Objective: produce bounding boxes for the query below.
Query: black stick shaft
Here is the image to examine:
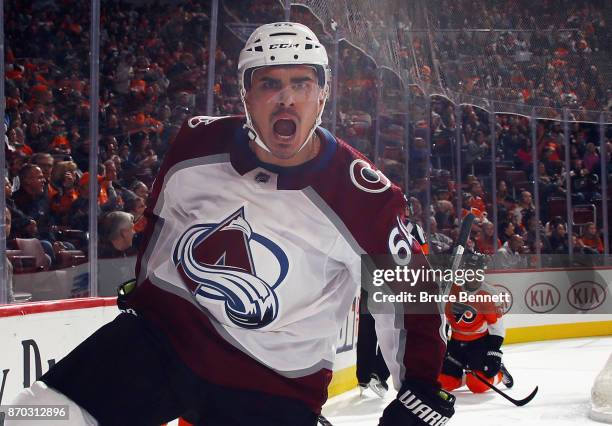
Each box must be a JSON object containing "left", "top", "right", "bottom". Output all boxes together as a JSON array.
[{"left": 467, "top": 369, "right": 538, "bottom": 406}]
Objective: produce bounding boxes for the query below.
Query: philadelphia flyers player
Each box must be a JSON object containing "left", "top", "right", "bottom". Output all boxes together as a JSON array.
[
  {"left": 439, "top": 252, "right": 513, "bottom": 394},
  {"left": 9, "top": 23, "right": 454, "bottom": 426}
]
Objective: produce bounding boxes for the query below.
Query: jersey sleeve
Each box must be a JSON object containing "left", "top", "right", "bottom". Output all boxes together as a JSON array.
[
  {"left": 482, "top": 285, "right": 506, "bottom": 339},
  {"left": 487, "top": 316, "right": 505, "bottom": 339},
  {"left": 366, "top": 191, "right": 447, "bottom": 391}
]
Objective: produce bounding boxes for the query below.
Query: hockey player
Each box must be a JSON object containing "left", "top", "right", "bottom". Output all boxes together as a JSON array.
[
  {"left": 9, "top": 23, "right": 454, "bottom": 426},
  {"left": 439, "top": 252, "right": 513, "bottom": 394}
]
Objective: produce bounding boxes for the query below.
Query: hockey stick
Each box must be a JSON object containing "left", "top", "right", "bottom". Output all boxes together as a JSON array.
[
  {"left": 446, "top": 355, "right": 538, "bottom": 406},
  {"left": 450, "top": 213, "right": 475, "bottom": 273},
  {"left": 439, "top": 212, "right": 475, "bottom": 298}
]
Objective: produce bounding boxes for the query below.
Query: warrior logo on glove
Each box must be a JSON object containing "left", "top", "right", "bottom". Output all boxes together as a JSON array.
[{"left": 173, "top": 207, "right": 289, "bottom": 329}]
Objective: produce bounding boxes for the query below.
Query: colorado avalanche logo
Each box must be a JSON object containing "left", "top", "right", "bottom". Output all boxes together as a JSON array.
[
  {"left": 452, "top": 302, "right": 478, "bottom": 324},
  {"left": 349, "top": 159, "right": 390, "bottom": 193},
  {"left": 172, "top": 208, "right": 288, "bottom": 329}
]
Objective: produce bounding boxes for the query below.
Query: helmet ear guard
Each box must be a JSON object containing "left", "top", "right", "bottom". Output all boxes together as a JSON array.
[{"left": 237, "top": 22, "right": 331, "bottom": 154}]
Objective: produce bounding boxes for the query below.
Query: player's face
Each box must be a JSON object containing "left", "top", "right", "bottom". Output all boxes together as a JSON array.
[{"left": 246, "top": 65, "right": 324, "bottom": 165}]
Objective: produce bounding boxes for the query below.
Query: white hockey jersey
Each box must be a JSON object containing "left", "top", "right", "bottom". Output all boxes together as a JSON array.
[{"left": 126, "top": 116, "right": 446, "bottom": 412}]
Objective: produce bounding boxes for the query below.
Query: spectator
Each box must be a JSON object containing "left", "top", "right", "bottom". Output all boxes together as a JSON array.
[
  {"left": 572, "top": 233, "right": 599, "bottom": 256},
  {"left": 5, "top": 176, "right": 34, "bottom": 239},
  {"left": 476, "top": 221, "right": 501, "bottom": 255},
  {"left": 122, "top": 132, "right": 158, "bottom": 186},
  {"left": 547, "top": 222, "right": 569, "bottom": 254},
  {"left": 469, "top": 181, "right": 486, "bottom": 212},
  {"left": 582, "top": 143, "right": 599, "bottom": 173},
  {"left": 101, "top": 136, "right": 119, "bottom": 163},
  {"left": 71, "top": 133, "right": 90, "bottom": 172},
  {"left": 407, "top": 197, "right": 424, "bottom": 227},
  {"left": 130, "top": 180, "right": 150, "bottom": 201},
  {"left": 429, "top": 217, "right": 453, "bottom": 254},
  {"left": 12, "top": 164, "right": 54, "bottom": 241},
  {"left": 499, "top": 220, "right": 515, "bottom": 244},
  {"left": 434, "top": 198, "right": 455, "bottom": 230},
  {"left": 7, "top": 151, "right": 27, "bottom": 188},
  {"left": 98, "top": 211, "right": 136, "bottom": 258},
  {"left": 494, "top": 234, "right": 527, "bottom": 269},
  {"left": 101, "top": 159, "right": 124, "bottom": 212},
  {"left": 579, "top": 222, "right": 604, "bottom": 254},
  {"left": 30, "top": 153, "right": 54, "bottom": 186},
  {"left": 515, "top": 139, "right": 533, "bottom": 171},
  {"left": 496, "top": 180, "right": 509, "bottom": 205},
  {"left": 49, "top": 161, "right": 79, "bottom": 222},
  {"left": 124, "top": 195, "right": 147, "bottom": 250},
  {"left": 512, "top": 191, "right": 534, "bottom": 224}
]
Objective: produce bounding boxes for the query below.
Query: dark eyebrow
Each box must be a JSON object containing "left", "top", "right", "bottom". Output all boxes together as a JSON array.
[
  {"left": 290, "top": 76, "right": 315, "bottom": 84},
  {"left": 256, "top": 76, "right": 280, "bottom": 85}
]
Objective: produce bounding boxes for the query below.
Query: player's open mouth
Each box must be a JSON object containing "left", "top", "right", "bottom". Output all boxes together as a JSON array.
[{"left": 273, "top": 118, "right": 297, "bottom": 139}]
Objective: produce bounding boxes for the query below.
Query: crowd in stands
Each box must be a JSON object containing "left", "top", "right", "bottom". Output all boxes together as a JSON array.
[
  {"left": 4, "top": 0, "right": 215, "bottom": 278},
  {"left": 411, "top": 97, "right": 611, "bottom": 268},
  {"left": 427, "top": 0, "right": 610, "bottom": 113},
  {"left": 2, "top": 0, "right": 610, "bottom": 303}
]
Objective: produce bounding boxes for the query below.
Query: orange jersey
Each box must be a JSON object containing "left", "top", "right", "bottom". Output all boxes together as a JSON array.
[{"left": 445, "top": 282, "right": 505, "bottom": 342}]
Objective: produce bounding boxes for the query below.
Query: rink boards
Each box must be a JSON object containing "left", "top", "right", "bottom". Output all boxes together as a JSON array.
[{"left": 0, "top": 263, "right": 611, "bottom": 405}]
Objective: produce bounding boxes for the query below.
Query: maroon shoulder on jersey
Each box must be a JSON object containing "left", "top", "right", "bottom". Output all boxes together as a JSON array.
[
  {"left": 304, "top": 132, "right": 447, "bottom": 390},
  {"left": 309, "top": 136, "right": 407, "bottom": 255}
]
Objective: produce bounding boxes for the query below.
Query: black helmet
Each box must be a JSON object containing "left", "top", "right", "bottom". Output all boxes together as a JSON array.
[{"left": 462, "top": 251, "right": 487, "bottom": 272}]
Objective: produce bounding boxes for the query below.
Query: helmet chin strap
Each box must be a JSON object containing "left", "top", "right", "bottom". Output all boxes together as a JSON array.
[
  {"left": 241, "top": 86, "right": 329, "bottom": 156},
  {"left": 241, "top": 88, "right": 271, "bottom": 153}
]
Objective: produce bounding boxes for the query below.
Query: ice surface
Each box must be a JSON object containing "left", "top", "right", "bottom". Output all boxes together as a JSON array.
[{"left": 322, "top": 336, "right": 612, "bottom": 426}]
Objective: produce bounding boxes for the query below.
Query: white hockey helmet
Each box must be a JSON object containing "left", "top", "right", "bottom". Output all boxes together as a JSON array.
[{"left": 238, "top": 22, "right": 331, "bottom": 153}]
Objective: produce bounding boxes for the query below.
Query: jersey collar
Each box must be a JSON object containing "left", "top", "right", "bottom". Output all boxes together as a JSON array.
[{"left": 230, "top": 124, "right": 337, "bottom": 188}]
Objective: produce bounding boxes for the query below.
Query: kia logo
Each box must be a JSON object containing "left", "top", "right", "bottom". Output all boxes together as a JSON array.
[
  {"left": 525, "top": 282, "right": 560, "bottom": 313},
  {"left": 567, "top": 281, "right": 607, "bottom": 311}
]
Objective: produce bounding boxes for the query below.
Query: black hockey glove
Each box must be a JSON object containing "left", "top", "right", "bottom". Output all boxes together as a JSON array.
[
  {"left": 481, "top": 335, "right": 504, "bottom": 378},
  {"left": 379, "top": 378, "right": 455, "bottom": 426}
]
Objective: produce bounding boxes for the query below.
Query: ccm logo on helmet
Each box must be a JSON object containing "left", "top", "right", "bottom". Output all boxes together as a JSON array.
[{"left": 269, "top": 43, "right": 300, "bottom": 49}]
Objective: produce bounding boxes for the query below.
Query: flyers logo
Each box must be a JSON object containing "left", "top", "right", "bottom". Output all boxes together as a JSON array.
[
  {"left": 173, "top": 208, "right": 289, "bottom": 329},
  {"left": 452, "top": 302, "right": 478, "bottom": 324}
]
